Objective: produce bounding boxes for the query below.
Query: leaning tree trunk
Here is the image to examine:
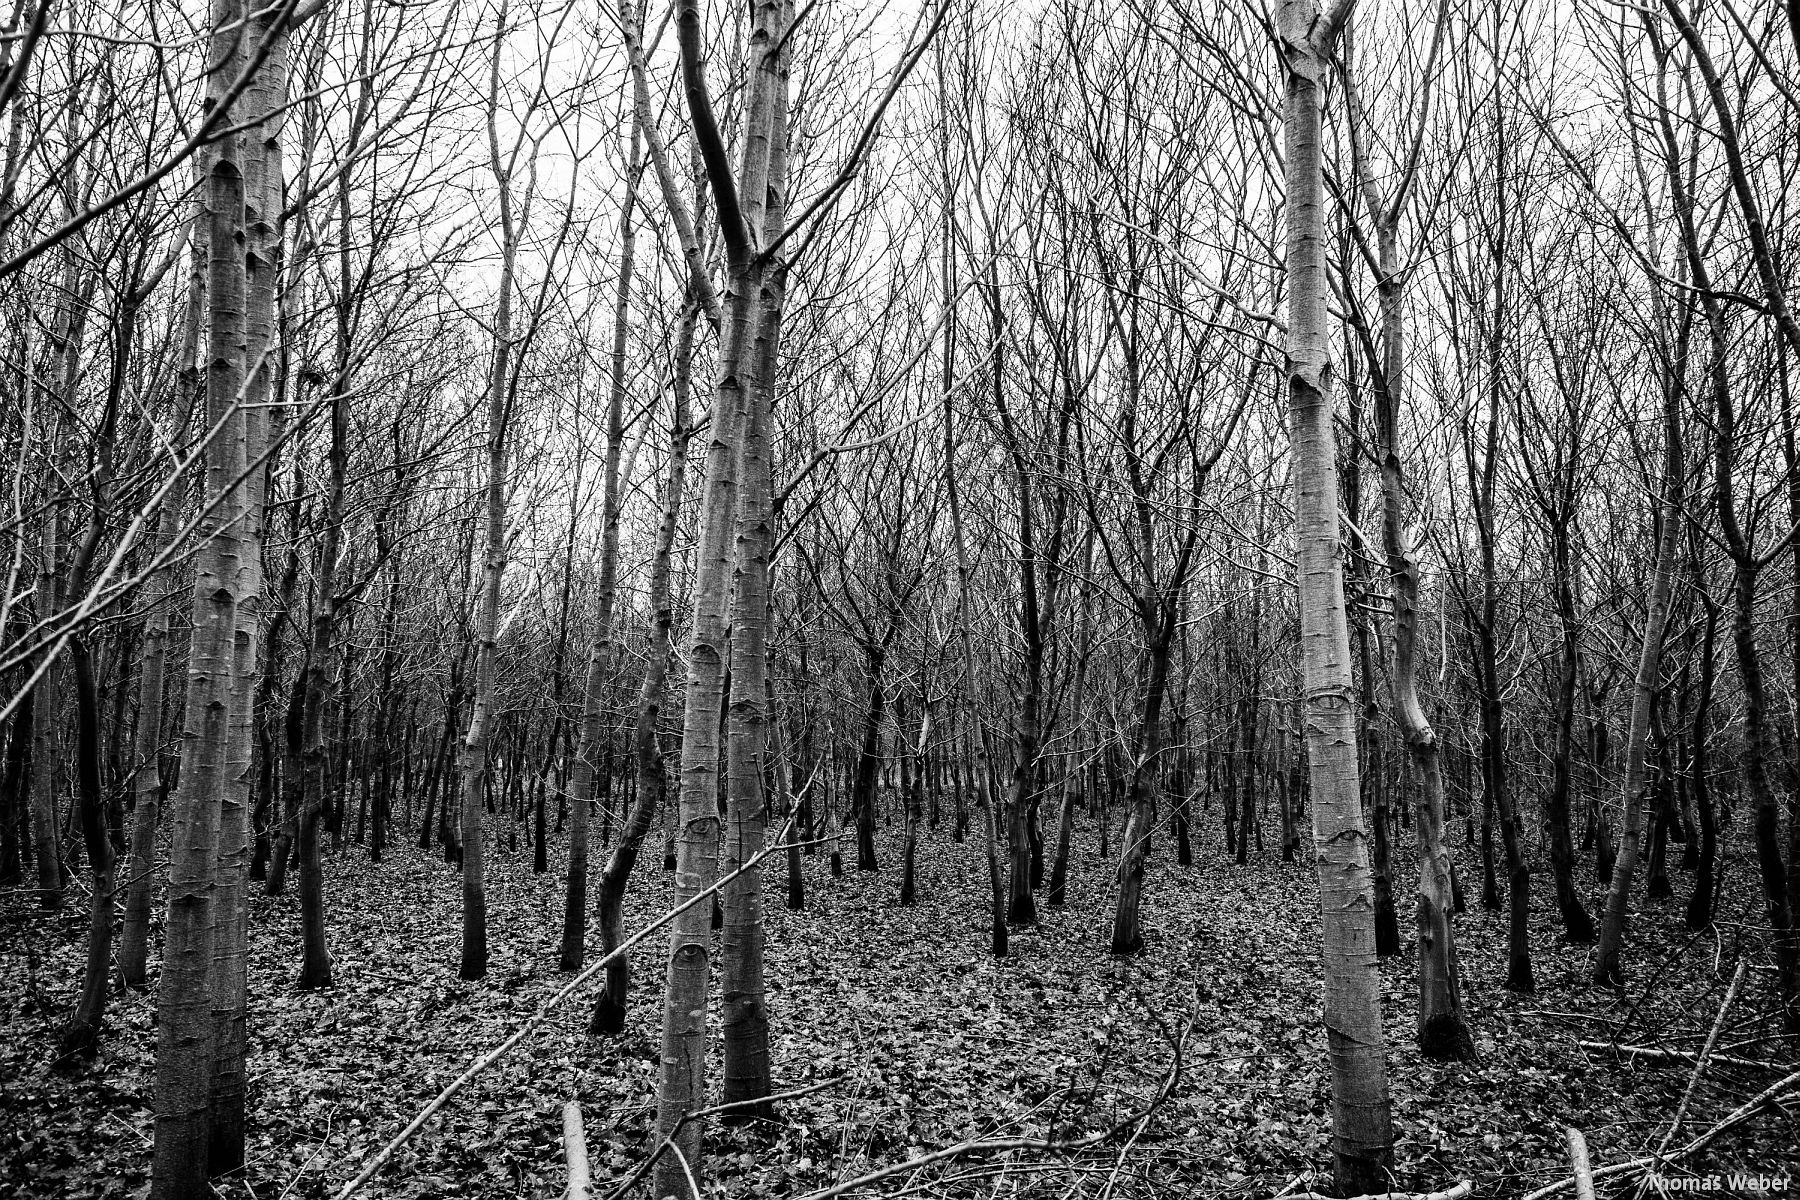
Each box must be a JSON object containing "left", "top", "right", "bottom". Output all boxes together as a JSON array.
[
  {"left": 561, "top": 131, "right": 641, "bottom": 972},
  {"left": 1545, "top": 518, "right": 1595, "bottom": 943},
  {"left": 1595, "top": 123, "right": 1691, "bottom": 984},
  {"left": 1369, "top": 215, "right": 1474, "bottom": 1059},
  {"left": 59, "top": 230, "right": 175, "bottom": 1054},
  {"left": 590, "top": 294, "right": 695, "bottom": 1035},
  {"left": 1277, "top": 1, "right": 1394, "bottom": 1190}
]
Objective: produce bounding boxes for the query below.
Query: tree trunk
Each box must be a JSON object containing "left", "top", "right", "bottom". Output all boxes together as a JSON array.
[
  {"left": 651, "top": 0, "right": 779, "bottom": 1181},
  {"left": 120, "top": 249, "right": 203, "bottom": 990},
  {"left": 561, "top": 126, "right": 642, "bottom": 972},
  {"left": 151, "top": 121, "right": 249, "bottom": 1200},
  {"left": 1277, "top": 3, "right": 1394, "bottom": 1187}
]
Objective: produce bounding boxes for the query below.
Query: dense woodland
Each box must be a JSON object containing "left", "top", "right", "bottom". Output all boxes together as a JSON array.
[{"left": 1, "top": 0, "right": 1798, "bottom": 1195}]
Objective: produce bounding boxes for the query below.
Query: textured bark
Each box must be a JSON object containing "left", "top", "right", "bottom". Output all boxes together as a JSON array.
[
  {"left": 1277, "top": 1, "right": 1393, "bottom": 1188},
  {"left": 1341, "top": 48, "right": 1475, "bottom": 1048},
  {"left": 120, "top": 246, "right": 203, "bottom": 991},
  {"left": 1684, "top": 592, "right": 1720, "bottom": 932},
  {"left": 722, "top": 49, "right": 789, "bottom": 1103},
  {"left": 651, "top": 0, "right": 778, "bottom": 1181},
  {"left": 1111, "top": 623, "right": 1171, "bottom": 956},
  {"left": 210, "top": 10, "right": 290, "bottom": 1161},
  {"left": 151, "top": 141, "right": 248, "bottom": 1200}
]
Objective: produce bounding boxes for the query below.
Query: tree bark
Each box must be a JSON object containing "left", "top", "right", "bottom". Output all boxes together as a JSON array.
[{"left": 1277, "top": 1, "right": 1394, "bottom": 1188}]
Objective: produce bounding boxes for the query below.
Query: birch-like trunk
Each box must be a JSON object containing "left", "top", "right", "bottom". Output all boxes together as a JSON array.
[
  {"left": 652, "top": 0, "right": 781, "bottom": 1180},
  {"left": 459, "top": 20, "right": 523, "bottom": 979},
  {"left": 722, "top": 15, "right": 790, "bottom": 1103},
  {"left": 208, "top": 10, "right": 291, "bottom": 1162},
  {"left": 1277, "top": 1, "right": 1393, "bottom": 1188}
]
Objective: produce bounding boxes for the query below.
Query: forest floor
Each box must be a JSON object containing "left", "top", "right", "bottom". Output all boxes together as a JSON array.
[{"left": 2, "top": 807, "right": 1797, "bottom": 1200}]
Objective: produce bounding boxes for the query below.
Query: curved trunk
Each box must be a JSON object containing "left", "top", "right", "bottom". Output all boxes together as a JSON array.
[{"left": 1110, "top": 608, "right": 1169, "bottom": 956}]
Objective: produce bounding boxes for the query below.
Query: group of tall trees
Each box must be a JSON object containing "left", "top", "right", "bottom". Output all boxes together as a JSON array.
[{"left": 1, "top": 0, "right": 1797, "bottom": 1194}]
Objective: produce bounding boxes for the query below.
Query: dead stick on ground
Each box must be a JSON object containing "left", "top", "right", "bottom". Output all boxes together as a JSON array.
[
  {"left": 1521, "top": 1069, "right": 1800, "bottom": 1200},
  {"left": 1657, "top": 960, "right": 1746, "bottom": 1157},
  {"left": 564, "top": 1101, "right": 592, "bottom": 1200},
  {"left": 1565, "top": 1127, "right": 1594, "bottom": 1200},
  {"left": 331, "top": 817, "right": 806, "bottom": 1200},
  {"left": 1575, "top": 1041, "right": 1786, "bottom": 1072},
  {"left": 1289, "top": 1182, "right": 1472, "bottom": 1200}
]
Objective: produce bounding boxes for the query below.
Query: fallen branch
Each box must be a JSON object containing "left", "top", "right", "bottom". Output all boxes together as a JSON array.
[
  {"left": 1288, "top": 1182, "right": 1471, "bottom": 1200},
  {"left": 1575, "top": 1040, "right": 1787, "bottom": 1072},
  {"left": 1658, "top": 961, "right": 1746, "bottom": 1155},
  {"left": 564, "top": 1101, "right": 591, "bottom": 1200},
  {"left": 1565, "top": 1127, "right": 1594, "bottom": 1200},
  {"left": 1521, "top": 1069, "right": 1800, "bottom": 1200},
  {"left": 331, "top": 817, "right": 806, "bottom": 1200}
]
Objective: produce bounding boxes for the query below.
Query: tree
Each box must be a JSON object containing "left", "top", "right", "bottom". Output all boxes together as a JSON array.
[{"left": 1275, "top": 0, "right": 1395, "bottom": 1189}]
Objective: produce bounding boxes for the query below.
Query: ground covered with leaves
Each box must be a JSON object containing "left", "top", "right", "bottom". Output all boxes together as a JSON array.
[{"left": 2, "top": 807, "right": 1796, "bottom": 1199}]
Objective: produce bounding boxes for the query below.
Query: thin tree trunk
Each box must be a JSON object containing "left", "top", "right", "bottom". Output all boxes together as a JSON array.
[
  {"left": 1278, "top": 1, "right": 1394, "bottom": 1187},
  {"left": 592, "top": 297, "right": 697, "bottom": 1033},
  {"left": 561, "top": 123, "right": 643, "bottom": 972}
]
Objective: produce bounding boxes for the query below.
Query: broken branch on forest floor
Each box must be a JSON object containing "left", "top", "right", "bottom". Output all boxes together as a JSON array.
[
  {"left": 1520, "top": 1069, "right": 1800, "bottom": 1200},
  {"left": 1574, "top": 1040, "right": 1789, "bottom": 1072},
  {"left": 564, "top": 1101, "right": 591, "bottom": 1200},
  {"left": 1657, "top": 961, "right": 1748, "bottom": 1154},
  {"left": 1286, "top": 1182, "right": 1472, "bottom": 1200}
]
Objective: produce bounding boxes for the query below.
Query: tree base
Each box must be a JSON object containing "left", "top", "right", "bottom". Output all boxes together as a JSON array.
[
  {"left": 589, "top": 991, "right": 626, "bottom": 1036},
  {"left": 1418, "top": 1012, "right": 1477, "bottom": 1062}
]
